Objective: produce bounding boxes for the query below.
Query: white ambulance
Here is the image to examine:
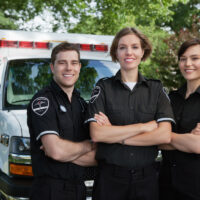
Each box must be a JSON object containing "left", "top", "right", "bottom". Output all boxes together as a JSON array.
[{"left": 0, "top": 30, "right": 119, "bottom": 200}]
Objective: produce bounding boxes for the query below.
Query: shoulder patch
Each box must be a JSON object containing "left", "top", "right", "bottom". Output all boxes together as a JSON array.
[
  {"left": 32, "top": 97, "right": 49, "bottom": 116},
  {"left": 90, "top": 86, "right": 101, "bottom": 103}
]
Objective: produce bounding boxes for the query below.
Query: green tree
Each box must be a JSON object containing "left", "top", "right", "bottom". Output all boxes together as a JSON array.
[
  {"left": 156, "top": 0, "right": 200, "bottom": 32},
  {"left": 69, "top": 0, "right": 188, "bottom": 35},
  {"left": 154, "top": 16, "right": 200, "bottom": 90}
]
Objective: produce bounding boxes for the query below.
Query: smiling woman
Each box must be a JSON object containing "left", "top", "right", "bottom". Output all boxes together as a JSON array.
[
  {"left": 159, "top": 38, "right": 200, "bottom": 200},
  {"left": 86, "top": 27, "right": 174, "bottom": 200}
]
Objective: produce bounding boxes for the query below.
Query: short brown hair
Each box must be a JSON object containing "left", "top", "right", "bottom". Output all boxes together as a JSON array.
[
  {"left": 51, "top": 42, "right": 80, "bottom": 64},
  {"left": 110, "top": 27, "right": 152, "bottom": 62},
  {"left": 178, "top": 38, "right": 200, "bottom": 60}
]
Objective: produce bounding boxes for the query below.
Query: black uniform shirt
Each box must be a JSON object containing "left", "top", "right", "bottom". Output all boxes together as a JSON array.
[
  {"left": 27, "top": 80, "right": 88, "bottom": 180},
  {"left": 162, "top": 84, "right": 200, "bottom": 163},
  {"left": 86, "top": 70, "right": 174, "bottom": 168}
]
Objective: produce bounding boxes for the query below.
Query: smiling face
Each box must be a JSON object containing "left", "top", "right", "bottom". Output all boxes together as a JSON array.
[
  {"left": 116, "top": 34, "right": 144, "bottom": 72},
  {"left": 179, "top": 44, "right": 200, "bottom": 83},
  {"left": 50, "top": 50, "right": 81, "bottom": 92}
]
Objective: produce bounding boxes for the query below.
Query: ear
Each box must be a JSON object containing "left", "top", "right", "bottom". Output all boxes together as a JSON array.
[
  {"left": 140, "top": 49, "right": 145, "bottom": 61},
  {"left": 50, "top": 63, "right": 54, "bottom": 74}
]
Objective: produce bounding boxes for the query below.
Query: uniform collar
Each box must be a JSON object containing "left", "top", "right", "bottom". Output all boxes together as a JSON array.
[
  {"left": 177, "top": 83, "right": 200, "bottom": 97},
  {"left": 50, "top": 79, "right": 80, "bottom": 98},
  {"left": 114, "top": 70, "right": 148, "bottom": 86}
]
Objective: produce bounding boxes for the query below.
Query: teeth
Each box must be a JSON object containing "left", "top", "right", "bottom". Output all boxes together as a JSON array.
[
  {"left": 185, "top": 69, "right": 194, "bottom": 72},
  {"left": 64, "top": 74, "right": 73, "bottom": 77},
  {"left": 125, "top": 59, "right": 134, "bottom": 61}
]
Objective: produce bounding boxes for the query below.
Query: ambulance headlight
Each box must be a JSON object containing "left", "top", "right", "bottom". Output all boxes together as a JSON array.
[{"left": 9, "top": 136, "right": 30, "bottom": 155}]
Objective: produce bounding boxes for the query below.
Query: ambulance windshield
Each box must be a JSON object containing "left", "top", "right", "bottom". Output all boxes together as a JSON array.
[{"left": 4, "top": 58, "right": 119, "bottom": 109}]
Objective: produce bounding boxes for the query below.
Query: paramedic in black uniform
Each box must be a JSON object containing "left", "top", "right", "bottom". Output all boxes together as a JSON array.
[
  {"left": 159, "top": 38, "right": 200, "bottom": 200},
  {"left": 27, "top": 42, "right": 96, "bottom": 200},
  {"left": 85, "top": 27, "right": 175, "bottom": 200}
]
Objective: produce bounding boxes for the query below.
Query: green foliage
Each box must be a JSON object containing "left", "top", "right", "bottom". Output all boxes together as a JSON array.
[
  {"left": 76, "top": 60, "right": 98, "bottom": 100},
  {"left": 0, "top": 10, "right": 17, "bottom": 29},
  {"left": 154, "top": 16, "right": 200, "bottom": 90},
  {"left": 69, "top": 0, "right": 188, "bottom": 35},
  {"left": 156, "top": 0, "right": 200, "bottom": 32},
  {"left": 0, "top": 0, "right": 199, "bottom": 91}
]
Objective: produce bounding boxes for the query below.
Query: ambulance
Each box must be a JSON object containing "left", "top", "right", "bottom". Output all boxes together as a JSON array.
[{"left": 0, "top": 30, "right": 119, "bottom": 200}]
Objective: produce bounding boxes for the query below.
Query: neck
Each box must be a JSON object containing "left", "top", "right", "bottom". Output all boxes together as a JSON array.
[
  {"left": 186, "top": 79, "right": 200, "bottom": 98},
  {"left": 54, "top": 80, "right": 74, "bottom": 102},
  {"left": 121, "top": 68, "right": 138, "bottom": 82},
  {"left": 64, "top": 88, "right": 74, "bottom": 102}
]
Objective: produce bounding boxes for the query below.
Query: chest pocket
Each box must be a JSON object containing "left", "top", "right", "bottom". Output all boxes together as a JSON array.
[{"left": 137, "top": 105, "right": 156, "bottom": 122}]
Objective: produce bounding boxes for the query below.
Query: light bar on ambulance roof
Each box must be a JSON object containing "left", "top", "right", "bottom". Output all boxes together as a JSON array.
[
  {"left": 0, "top": 40, "right": 108, "bottom": 52},
  {"left": 78, "top": 43, "right": 108, "bottom": 52},
  {"left": 0, "top": 40, "right": 50, "bottom": 49}
]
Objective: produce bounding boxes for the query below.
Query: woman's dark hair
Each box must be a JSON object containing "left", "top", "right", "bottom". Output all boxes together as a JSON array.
[
  {"left": 110, "top": 27, "right": 152, "bottom": 62},
  {"left": 178, "top": 38, "right": 200, "bottom": 60}
]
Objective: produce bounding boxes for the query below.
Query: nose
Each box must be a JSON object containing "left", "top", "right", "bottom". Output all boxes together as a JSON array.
[
  {"left": 185, "top": 58, "right": 192, "bottom": 66},
  {"left": 65, "top": 63, "right": 72, "bottom": 70},
  {"left": 126, "top": 47, "right": 132, "bottom": 55}
]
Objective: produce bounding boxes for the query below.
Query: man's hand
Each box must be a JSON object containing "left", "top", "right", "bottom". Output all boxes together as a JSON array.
[
  {"left": 145, "top": 120, "right": 158, "bottom": 132},
  {"left": 94, "top": 112, "right": 111, "bottom": 126},
  {"left": 191, "top": 123, "right": 200, "bottom": 135},
  {"left": 82, "top": 140, "right": 97, "bottom": 152}
]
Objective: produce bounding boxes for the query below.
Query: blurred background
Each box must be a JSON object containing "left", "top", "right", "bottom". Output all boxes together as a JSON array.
[{"left": 0, "top": 0, "right": 200, "bottom": 91}]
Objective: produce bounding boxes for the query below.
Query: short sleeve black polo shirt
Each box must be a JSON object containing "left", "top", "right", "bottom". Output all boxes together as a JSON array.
[
  {"left": 162, "top": 84, "right": 200, "bottom": 163},
  {"left": 86, "top": 70, "right": 174, "bottom": 168},
  {"left": 27, "top": 80, "right": 88, "bottom": 180}
]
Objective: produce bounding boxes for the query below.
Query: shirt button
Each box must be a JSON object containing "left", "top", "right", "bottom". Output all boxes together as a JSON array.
[
  {"left": 172, "top": 164, "right": 176, "bottom": 167},
  {"left": 131, "top": 169, "right": 135, "bottom": 174}
]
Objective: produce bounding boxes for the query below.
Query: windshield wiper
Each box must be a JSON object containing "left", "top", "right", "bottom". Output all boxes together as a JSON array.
[{"left": 11, "top": 99, "right": 32, "bottom": 104}]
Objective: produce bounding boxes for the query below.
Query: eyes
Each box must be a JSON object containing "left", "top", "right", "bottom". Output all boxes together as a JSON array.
[
  {"left": 179, "top": 57, "right": 200, "bottom": 62},
  {"left": 57, "top": 60, "right": 79, "bottom": 65},
  {"left": 118, "top": 45, "right": 140, "bottom": 50}
]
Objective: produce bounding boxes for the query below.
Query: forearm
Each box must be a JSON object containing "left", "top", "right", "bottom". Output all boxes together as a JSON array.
[
  {"left": 57, "top": 140, "right": 93, "bottom": 162},
  {"left": 72, "top": 150, "right": 97, "bottom": 166},
  {"left": 90, "top": 122, "right": 152, "bottom": 143},
  {"left": 41, "top": 135, "right": 93, "bottom": 162},
  {"left": 170, "top": 132, "right": 200, "bottom": 153},
  {"left": 159, "top": 143, "right": 176, "bottom": 150},
  {"left": 123, "top": 122, "right": 171, "bottom": 146}
]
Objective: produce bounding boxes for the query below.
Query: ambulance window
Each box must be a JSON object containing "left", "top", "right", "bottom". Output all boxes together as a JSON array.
[
  {"left": 77, "top": 60, "right": 119, "bottom": 100},
  {"left": 4, "top": 58, "right": 119, "bottom": 109}
]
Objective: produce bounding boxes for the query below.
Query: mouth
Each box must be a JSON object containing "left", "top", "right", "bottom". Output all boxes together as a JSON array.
[
  {"left": 63, "top": 74, "right": 73, "bottom": 77},
  {"left": 124, "top": 58, "right": 135, "bottom": 62},
  {"left": 184, "top": 69, "right": 195, "bottom": 73}
]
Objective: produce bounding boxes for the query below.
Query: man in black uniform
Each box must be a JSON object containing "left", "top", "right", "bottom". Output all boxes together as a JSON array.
[{"left": 27, "top": 42, "right": 96, "bottom": 200}]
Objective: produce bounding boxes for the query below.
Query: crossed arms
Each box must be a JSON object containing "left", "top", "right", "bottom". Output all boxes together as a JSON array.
[
  {"left": 41, "top": 135, "right": 97, "bottom": 166},
  {"left": 159, "top": 123, "right": 200, "bottom": 153},
  {"left": 90, "top": 112, "right": 172, "bottom": 146}
]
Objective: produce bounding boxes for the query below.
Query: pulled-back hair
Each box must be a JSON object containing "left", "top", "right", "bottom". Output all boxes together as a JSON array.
[{"left": 110, "top": 27, "right": 152, "bottom": 62}]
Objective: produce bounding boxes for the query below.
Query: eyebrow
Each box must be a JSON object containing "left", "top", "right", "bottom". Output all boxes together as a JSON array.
[
  {"left": 181, "top": 54, "right": 200, "bottom": 57},
  {"left": 58, "top": 59, "right": 79, "bottom": 62},
  {"left": 118, "top": 43, "right": 140, "bottom": 46}
]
